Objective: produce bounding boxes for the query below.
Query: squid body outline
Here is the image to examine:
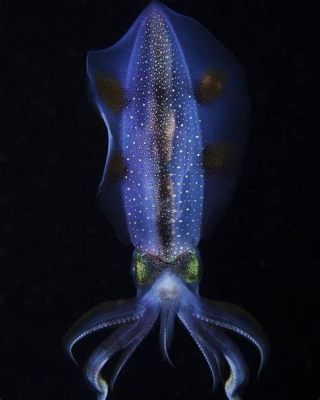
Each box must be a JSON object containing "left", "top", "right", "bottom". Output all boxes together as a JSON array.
[{"left": 64, "top": 2, "right": 269, "bottom": 399}]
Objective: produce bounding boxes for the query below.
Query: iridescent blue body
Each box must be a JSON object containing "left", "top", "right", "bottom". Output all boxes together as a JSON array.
[{"left": 64, "top": 2, "right": 268, "bottom": 399}]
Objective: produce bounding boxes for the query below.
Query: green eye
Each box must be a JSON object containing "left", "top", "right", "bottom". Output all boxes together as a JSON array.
[
  {"left": 183, "top": 252, "right": 200, "bottom": 283},
  {"left": 134, "top": 252, "right": 151, "bottom": 287}
]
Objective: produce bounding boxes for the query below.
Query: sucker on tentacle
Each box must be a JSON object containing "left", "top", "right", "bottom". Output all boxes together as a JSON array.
[{"left": 64, "top": 1, "right": 269, "bottom": 399}]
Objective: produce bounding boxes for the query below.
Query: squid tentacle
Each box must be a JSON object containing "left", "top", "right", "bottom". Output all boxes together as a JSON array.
[
  {"left": 64, "top": 285, "right": 268, "bottom": 399},
  {"left": 192, "top": 299, "right": 269, "bottom": 375},
  {"left": 64, "top": 299, "right": 143, "bottom": 364},
  {"left": 178, "top": 310, "right": 222, "bottom": 393},
  {"left": 85, "top": 322, "right": 140, "bottom": 400},
  {"left": 84, "top": 305, "right": 159, "bottom": 400},
  {"left": 196, "top": 318, "right": 249, "bottom": 400},
  {"left": 109, "top": 308, "right": 158, "bottom": 389},
  {"left": 109, "top": 337, "right": 142, "bottom": 390},
  {"left": 159, "top": 305, "right": 176, "bottom": 367}
]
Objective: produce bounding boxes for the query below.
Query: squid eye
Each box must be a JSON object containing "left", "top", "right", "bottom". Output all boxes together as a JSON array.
[
  {"left": 134, "top": 252, "right": 152, "bottom": 287},
  {"left": 183, "top": 252, "right": 200, "bottom": 284}
]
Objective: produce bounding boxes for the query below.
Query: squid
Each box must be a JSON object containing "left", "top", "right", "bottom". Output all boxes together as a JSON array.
[{"left": 64, "top": 2, "right": 269, "bottom": 399}]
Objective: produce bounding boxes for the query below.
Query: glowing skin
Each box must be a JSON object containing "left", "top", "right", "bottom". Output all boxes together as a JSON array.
[{"left": 64, "top": 2, "right": 269, "bottom": 400}]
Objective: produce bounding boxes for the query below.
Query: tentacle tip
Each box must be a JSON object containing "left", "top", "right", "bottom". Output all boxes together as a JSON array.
[
  {"left": 97, "top": 388, "right": 108, "bottom": 400},
  {"left": 160, "top": 341, "right": 176, "bottom": 368},
  {"left": 96, "top": 382, "right": 109, "bottom": 400},
  {"left": 257, "top": 363, "right": 265, "bottom": 380},
  {"left": 257, "top": 351, "right": 269, "bottom": 380},
  {"left": 210, "top": 374, "right": 220, "bottom": 395},
  {"left": 109, "top": 377, "right": 117, "bottom": 392},
  {"left": 210, "top": 383, "right": 216, "bottom": 395},
  {"left": 64, "top": 343, "right": 80, "bottom": 367},
  {"left": 70, "top": 354, "right": 80, "bottom": 367},
  {"left": 163, "top": 355, "right": 176, "bottom": 369},
  {"left": 161, "top": 346, "right": 176, "bottom": 368},
  {"left": 226, "top": 391, "right": 242, "bottom": 400},
  {"left": 210, "top": 372, "right": 219, "bottom": 394}
]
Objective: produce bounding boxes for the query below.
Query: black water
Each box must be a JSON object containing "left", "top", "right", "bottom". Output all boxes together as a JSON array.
[{"left": 2, "top": 1, "right": 317, "bottom": 399}]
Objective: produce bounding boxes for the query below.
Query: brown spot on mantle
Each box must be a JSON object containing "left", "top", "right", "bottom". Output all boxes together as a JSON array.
[
  {"left": 196, "top": 70, "right": 228, "bottom": 104},
  {"left": 95, "top": 71, "right": 126, "bottom": 113},
  {"left": 202, "top": 142, "right": 237, "bottom": 177},
  {"left": 105, "top": 151, "right": 127, "bottom": 184}
]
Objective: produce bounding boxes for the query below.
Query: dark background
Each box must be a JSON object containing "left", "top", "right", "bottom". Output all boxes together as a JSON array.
[{"left": 1, "top": 0, "right": 317, "bottom": 399}]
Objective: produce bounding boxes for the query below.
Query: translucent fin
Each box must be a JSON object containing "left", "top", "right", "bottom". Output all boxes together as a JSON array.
[{"left": 86, "top": 12, "right": 142, "bottom": 244}]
